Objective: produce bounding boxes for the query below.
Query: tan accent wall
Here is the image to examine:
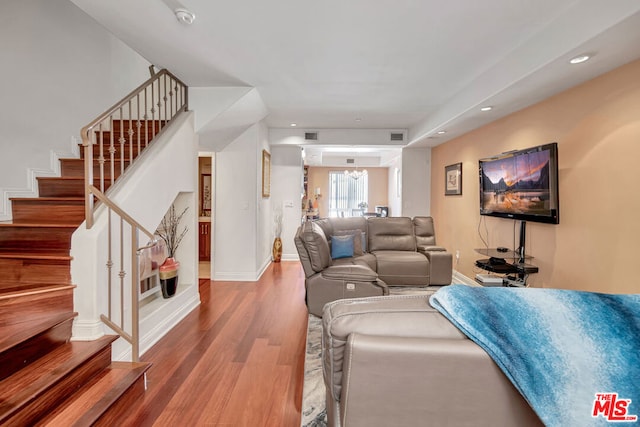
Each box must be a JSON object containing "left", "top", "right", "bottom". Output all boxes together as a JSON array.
[
  {"left": 307, "top": 167, "right": 389, "bottom": 218},
  {"left": 431, "top": 59, "right": 640, "bottom": 294}
]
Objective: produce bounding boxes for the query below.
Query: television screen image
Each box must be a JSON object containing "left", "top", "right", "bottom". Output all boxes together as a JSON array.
[{"left": 479, "top": 142, "right": 559, "bottom": 224}]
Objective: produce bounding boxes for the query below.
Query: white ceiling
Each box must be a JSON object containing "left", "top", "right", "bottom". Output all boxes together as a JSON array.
[{"left": 71, "top": 0, "right": 640, "bottom": 155}]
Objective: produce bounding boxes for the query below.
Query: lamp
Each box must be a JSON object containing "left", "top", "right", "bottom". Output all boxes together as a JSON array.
[{"left": 344, "top": 165, "right": 367, "bottom": 180}]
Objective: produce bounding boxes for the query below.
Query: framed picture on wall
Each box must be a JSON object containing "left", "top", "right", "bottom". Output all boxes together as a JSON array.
[
  {"left": 201, "top": 173, "right": 211, "bottom": 215},
  {"left": 262, "top": 149, "right": 271, "bottom": 198},
  {"left": 445, "top": 162, "right": 462, "bottom": 196}
]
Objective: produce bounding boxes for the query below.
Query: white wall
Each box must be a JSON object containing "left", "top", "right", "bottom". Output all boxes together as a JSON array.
[
  {"left": 401, "top": 147, "right": 431, "bottom": 217},
  {"left": 271, "top": 146, "right": 303, "bottom": 260},
  {"left": 0, "top": 0, "right": 150, "bottom": 220},
  {"left": 387, "top": 156, "right": 403, "bottom": 217},
  {"left": 256, "top": 122, "right": 273, "bottom": 273},
  {"left": 214, "top": 122, "right": 274, "bottom": 280}
]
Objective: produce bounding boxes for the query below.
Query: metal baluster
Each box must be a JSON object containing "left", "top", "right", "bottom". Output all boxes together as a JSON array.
[
  {"left": 109, "top": 114, "right": 115, "bottom": 190},
  {"left": 131, "top": 227, "right": 140, "bottom": 362},
  {"left": 98, "top": 122, "right": 105, "bottom": 193},
  {"left": 163, "top": 74, "right": 168, "bottom": 130},
  {"left": 119, "top": 216, "right": 125, "bottom": 329},
  {"left": 151, "top": 79, "right": 155, "bottom": 140},
  {"left": 136, "top": 93, "right": 141, "bottom": 155},
  {"left": 107, "top": 207, "right": 113, "bottom": 319},
  {"left": 171, "top": 77, "right": 176, "bottom": 118},
  {"left": 119, "top": 108, "right": 125, "bottom": 185},
  {"left": 128, "top": 100, "right": 134, "bottom": 166},
  {"left": 144, "top": 86, "right": 149, "bottom": 148}
]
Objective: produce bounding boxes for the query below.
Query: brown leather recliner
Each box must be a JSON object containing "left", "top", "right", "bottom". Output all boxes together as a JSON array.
[
  {"left": 294, "top": 221, "right": 388, "bottom": 317},
  {"left": 322, "top": 294, "right": 543, "bottom": 427},
  {"left": 294, "top": 216, "right": 453, "bottom": 317}
]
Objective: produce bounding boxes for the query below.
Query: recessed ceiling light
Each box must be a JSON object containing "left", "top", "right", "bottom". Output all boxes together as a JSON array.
[
  {"left": 480, "top": 106, "right": 493, "bottom": 112},
  {"left": 290, "top": 123, "right": 297, "bottom": 127},
  {"left": 174, "top": 8, "right": 196, "bottom": 25},
  {"left": 437, "top": 131, "right": 446, "bottom": 135},
  {"left": 569, "top": 54, "right": 591, "bottom": 64},
  {"left": 355, "top": 118, "right": 362, "bottom": 122}
]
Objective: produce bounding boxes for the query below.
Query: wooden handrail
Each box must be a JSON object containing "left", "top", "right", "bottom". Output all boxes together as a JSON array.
[
  {"left": 89, "top": 185, "right": 155, "bottom": 240},
  {"left": 79, "top": 68, "right": 187, "bottom": 361},
  {"left": 81, "top": 69, "right": 187, "bottom": 141},
  {"left": 81, "top": 69, "right": 188, "bottom": 229}
]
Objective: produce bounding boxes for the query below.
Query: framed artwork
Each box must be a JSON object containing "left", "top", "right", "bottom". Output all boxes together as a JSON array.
[
  {"left": 445, "top": 162, "right": 462, "bottom": 196},
  {"left": 201, "top": 173, "right": 211, "bottom": 215},
  {"left": 262, "top": 149, "right": 271, "bottom": 198}
]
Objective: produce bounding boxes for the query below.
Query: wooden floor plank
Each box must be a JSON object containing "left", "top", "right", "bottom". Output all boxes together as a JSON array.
[{"left": 117, "top": 261, "right": 308, "bottom": 426}]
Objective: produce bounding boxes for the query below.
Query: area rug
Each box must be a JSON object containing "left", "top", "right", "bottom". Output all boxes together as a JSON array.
[{"left": 300, "top": 286, "right": 444, "bottom": 426}]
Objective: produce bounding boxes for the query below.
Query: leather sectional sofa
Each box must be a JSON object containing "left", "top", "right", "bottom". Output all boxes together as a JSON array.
[
  {"left": 322, "top": 293, "right": 543, "bottom": 427},
  {"left": 294, "top": 216, "right": 452, "bottom": 316}
]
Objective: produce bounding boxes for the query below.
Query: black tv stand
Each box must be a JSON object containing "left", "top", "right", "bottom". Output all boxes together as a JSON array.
[
  {"left": 475, "top": 258, "right": 538, "bottom": 275},
  {"left": 474, "top": 249, "right": 538, "bottom": 287}
]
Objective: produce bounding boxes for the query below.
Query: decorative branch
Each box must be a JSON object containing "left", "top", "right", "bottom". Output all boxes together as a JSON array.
[
  {"left": 156, "top": 205, "right": 188, "bottom": 258},
  {"left": 274, "top": 206, "right": 283, "bottom": 238}
]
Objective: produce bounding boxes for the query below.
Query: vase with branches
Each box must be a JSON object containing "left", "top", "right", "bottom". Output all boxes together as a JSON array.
[
  {"left": 155, "top": 204, "right": 188, "bottom": 298},
  {"left": 156, "top": 205, "right": 188, "bottom": 258},
  {"left": 272, "top": 206, "right": 283, "bottom": 262}
]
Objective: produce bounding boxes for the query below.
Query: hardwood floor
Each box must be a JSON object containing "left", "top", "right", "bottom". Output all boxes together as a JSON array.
[{"left": 118, "top": 261, "right": 308, "bottom": 426}]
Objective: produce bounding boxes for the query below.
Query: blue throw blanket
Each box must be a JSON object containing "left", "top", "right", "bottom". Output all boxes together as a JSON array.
[{"left": 429, "top": 285, "right": 640, "bottom": 426}]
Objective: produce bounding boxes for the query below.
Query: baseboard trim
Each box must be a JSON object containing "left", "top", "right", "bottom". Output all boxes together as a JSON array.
[
  {"left": 71, "top": 319, "right": 105, "bottom": 341},
  {"left": 214, "top": 258, "right": 272, "bottom": 282},
  {"left": 112, "top": 289, "right": 201, "bottom": 361},
  {"left": 453, "top": 270, "right": 479, "bottom": 287},
  {"left": 282, "top": 253, "right": 299, "bottom": 261},
  {"left": 213, "top": 271, "right": 262, "bottom": 281},
  {"left": 137, "top": 293, "right": 200, "bottom": 358}
]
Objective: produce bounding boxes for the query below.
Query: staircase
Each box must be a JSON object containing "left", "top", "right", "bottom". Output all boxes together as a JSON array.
[{"left": 0, "top": 120, "right": 160, "bottom": 426}]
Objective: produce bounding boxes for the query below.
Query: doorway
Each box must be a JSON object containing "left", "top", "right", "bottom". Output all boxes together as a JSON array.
[{"left": 198, "top": 154, "right": 214, "bottom": 279}]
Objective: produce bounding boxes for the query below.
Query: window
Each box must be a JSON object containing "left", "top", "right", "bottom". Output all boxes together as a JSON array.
[{"left": 328, "top": 172, "right": 368, "bottom": 217}]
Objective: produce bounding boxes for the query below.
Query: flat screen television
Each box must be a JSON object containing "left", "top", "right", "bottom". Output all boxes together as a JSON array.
[{"left": 479, "top": 142, "right": 559, "bottom": 224}]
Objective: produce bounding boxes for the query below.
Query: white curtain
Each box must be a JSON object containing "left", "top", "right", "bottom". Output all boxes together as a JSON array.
[{"left": 328, "top": 172, "right": 368, "bottom": 217}]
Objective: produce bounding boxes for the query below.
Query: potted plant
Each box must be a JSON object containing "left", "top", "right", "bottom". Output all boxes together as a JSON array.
[{"left": 155, "top": 204, "right": 188, "bottom": 298}]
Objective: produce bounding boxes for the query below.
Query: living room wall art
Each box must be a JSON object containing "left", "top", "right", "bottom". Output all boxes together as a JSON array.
[
  {"left": 262, "top": 149, "right": 271, "bottom": 198},
  {"left": 445, "top": 162, "right": 462, "bottom": 196}
]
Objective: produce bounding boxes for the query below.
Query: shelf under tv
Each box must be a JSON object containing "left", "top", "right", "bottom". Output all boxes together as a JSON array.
[{"left": 475, "top": 258, "right": 538, "bottom": 275}]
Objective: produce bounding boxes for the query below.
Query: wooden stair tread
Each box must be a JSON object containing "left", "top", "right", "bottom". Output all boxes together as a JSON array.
[
  {"left": 0, "top": 281, "right": 73, "bottom": 292},
  {"left": 0, "top": 222, "right": 78, "bottom": 228},
  {"left": 60, "top": 157, "right": 126, "bottom": 162},
  {"left": 0, "top": 335, "right": 118, "bottom": 422},
  {"left": 38, "top": 361, "right": 151, "bottom": 427},
  {"left": 0, "top": 283, "right": 76, "bottom": 300},
  {"left": 9, "top": 197, "right": 84, "bottom": 202},
  {"left": 0, "top": 252, "right": 72, "bottom": 260},
  {"left": 0, "top": 311, "right": 76, "bottom": 356},
  {"left": 37, "top": 177, "right": 87, "bottom": 182}
]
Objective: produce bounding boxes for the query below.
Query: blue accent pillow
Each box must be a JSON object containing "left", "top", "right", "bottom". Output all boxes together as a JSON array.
[{"left": 331, "top": 235, "right": 354, "bottom": 259}]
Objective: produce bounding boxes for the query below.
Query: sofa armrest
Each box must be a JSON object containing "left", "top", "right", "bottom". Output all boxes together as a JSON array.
[
  {"left": 417, "top": 244, "right": 447, "bottom": 253},
  {"left": 336, "top": 334, "right": 542, "bottom": 427},
  {"left": 321, "top": 264, "right": 377, "bottom": 282},
  {"left": 422, "top": 250, "right": 453, "bottom": 285}
]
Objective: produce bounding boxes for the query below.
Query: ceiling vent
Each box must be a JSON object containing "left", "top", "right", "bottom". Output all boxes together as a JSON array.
[
  {"left": 390, "top": 132, "right": 404, "bottom": 141},
  {"left": 305, "top": 132, "right": 318, "bottom": 141},
  {"left": 346, "top": 158, "right": 355, "bottom": 164}
]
